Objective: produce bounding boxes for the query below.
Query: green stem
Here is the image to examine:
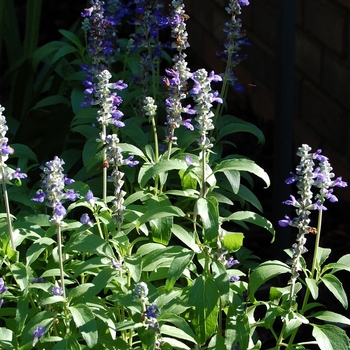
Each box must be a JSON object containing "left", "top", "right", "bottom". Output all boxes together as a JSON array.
[
  {"left": 1, "top": 170, "right": 15, "bottom": 250},
  {"left": 56, "top": 224, "right": 66, "bottom": 299},
  {"left": 287, "top": 210, "right": 323, "bottom": 347},
  {"left": 102, "top": 125, "right": 107, "bottom": 203},
  {"left": 200, "top": 148, "right": 206, "bottom": 198}
]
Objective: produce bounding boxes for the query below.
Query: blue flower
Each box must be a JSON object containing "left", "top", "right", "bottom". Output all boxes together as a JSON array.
[
  {"left": 80, "top": 213, "right": 93, "bottom": 227},
  {"left": 51, "top": 283, "right": 64, "bottom": 296},
  {"left": 33, "top": 325, "right": 46, "bottom": 346},
  {"left": 230, "top": 276, "right": 240, "bottom": 282},
  {"left": 0, "top": 277, "right": 8, "bottom": 294}
]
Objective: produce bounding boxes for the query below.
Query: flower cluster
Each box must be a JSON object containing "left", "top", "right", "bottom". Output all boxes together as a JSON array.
[
  {"left": 0, "top": 105, "right": 27, "bottom": 182},
  {"left": 190, "top": 69, "right": 223, "bottom": 150},
  {"left": 105, "top": 133, "right": 138, "bottom": 227},
  {"left": 134, "top": 281, "right": 149, "bottom": 303},
  {"left": 31, "top": 157, "right": 79, "bottom": 224},
  {"left": 279, "top": 144, "right": 347, "bottom": 280},
  {"left": 95, "top": 69, "right": 128, "bottom": 128},
  {"left": 217, "top": 0, "right": 250, "bottom": 91},
  {"left": 163, "top": 0, "right": 194, "bottom": 144}
]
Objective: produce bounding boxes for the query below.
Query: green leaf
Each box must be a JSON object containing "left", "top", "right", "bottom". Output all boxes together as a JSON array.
[
  {"left": 189, "top": 275, "right": 219, "bottom": 344},
  {"left": 11, "top": 144, "right": 38, "bottom": 162},
  {"left": 58, "top": 29, "right": 83, "bottom": 49},
  {"left": 51, "top": 44, "right": 77, "bottom": 63},
  {"left": 321, "top": 274, "right": 348, "bottom": 309},
  {"left": 31, "top": 95, "right": 70, "bottom": 110},
  {"left": 222, "top": 169, "right": 240, "bottom": 193},
  {"left": 0, "top": 327, "right": 15, "bottom": 350},
  {"left": 15, "top": 296, "right": 28, "bottom": 334},
  {"left": 147, "top": 195, "right": 173, "bottom": 245},
  {"left": 223, "top": 210, "right": 275, "bottom": 240},
  {"left": 249, "top": 260, "right": 290, "bottom": 302},
  {"left": 305, "top": 277, "right": 319, "bottom": 300},
  {"left": 316, "top": 247, "right": 331, "bottom": 267},
  {"left": 165, "top": 250, "right": 194, "bottom": 291},
  {"left": 69, "top": 304, "right": 98, "bottom": 348},
  {"left": 172, "top": 224, "right": 201, "bottom": 253},
  {"left": 124, "top": 254, "right": 142, "bottom": 282},
  {"left": 213, "top": 158, "right": 270, "bottom": 188},
  {"left": 222, "top": 232, "right": 244, "bottom": 252},
  {"left": 139, "top": 159, "right": 189, "bottom": 188},
  {"left": 161, "top": 325, "right": 197, "bottom": 345},
  {"left": 64, "top": 233, "right": 115, "bottom": 259},
  {"left": 196, "top": 197, "right": 219, "bottom": 248},
  {"left": 217, "top": 117, "right": 265, "bottom": 144},
  {"left": 136, "top": 206, "right": 185, "bottom": 232},
  {"left": 11, "top": 262, "right": 29, "bottom": 291},
  {"left": 52, "top": 336, "right": 81, "bottom": 350},
  {"left": 312, "top": 324, "right": 350, "bottom": 350},
  {"left": 312, "top": 310, "right": 350, "bottom": 326},
  {"left": 26, "top": 237, "right": 55, "bottom": 266}
]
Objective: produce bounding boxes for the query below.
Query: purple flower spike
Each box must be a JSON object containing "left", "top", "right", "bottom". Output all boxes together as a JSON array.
[
  {"left": 333, "top": 177, "right": 348, "bottom": 188},
  {"left": 238, "top": 0, "right": 250, "bottom": 6}
]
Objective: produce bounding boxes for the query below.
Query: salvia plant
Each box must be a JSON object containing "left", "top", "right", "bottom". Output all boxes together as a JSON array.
[{"left": 0, "top": 0, "right": 349, "bottom": 349}]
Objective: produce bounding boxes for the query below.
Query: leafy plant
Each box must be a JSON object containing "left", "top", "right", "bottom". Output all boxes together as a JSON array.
[{"left": 0, "top": 1, "right": 349, "bottom": 350}]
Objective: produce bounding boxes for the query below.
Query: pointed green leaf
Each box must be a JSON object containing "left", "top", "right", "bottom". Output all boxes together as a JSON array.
[
  {"left": 26, "top": 237, "right": 55, "bottom": 266},
  {"left": 11, "top": 262, "right": 29, "bottom": 291},
  {"left": 139, "top": 159, "right": 188, "bottom": 188},
  {"left": 189, "top": 275, "right": 219, "bottom": 344},
  {"left": 249, "top": 260, "right": 290, "bottom": 302},
  {"left": 31, "top": 95, "right": 70, "bottom": 110},
  {"left": 213, "top": 158, "right": 270, "bottom": 187},
  {"left": 223, "top": 169, "right": 240, "bottom": 193},
  {"left": 52, "top": 336, "right": 81, "bottom": 350},
  {"left": 64, "top": 233, "right": 114, "bottom": 259},
  {"left": 305, "top": 277, "right": 319, "bottom": 300},
  {"left": 172, "top": 224, "right": 201, "bottom": 253},
  {"left": 136, "top": 206, "right": 184, "bottom": 231},
  {"left": 321, "top": 274, "right": 348, "bottom": 309},
  {"left": 312, "top": 324, "right": 350, "bottom": 350},
  {"left": 124, "top": 254, "right": 142, "bottom": 282},
  {"left": 58, "top": 29, "right": 83, "bottom": 49},
  {"left": 312, "top": 310, "right": 350, "bottom": 326},
  {"left": 69, "top": 304, "right": 98, "bottom": 348},
  {"left": 196, "top": 197, "right": 219, "bottom": 248},
  {"left": 223, "top": 210, "right": 275, "bottom": 240},
  {"left": 165, "top": 250, "right": 194, "bottom": 291}
]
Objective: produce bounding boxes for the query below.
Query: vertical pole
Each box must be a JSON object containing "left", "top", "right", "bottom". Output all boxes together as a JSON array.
[{"left": 273, "top": 0, "right": 296, "bottom": 258}]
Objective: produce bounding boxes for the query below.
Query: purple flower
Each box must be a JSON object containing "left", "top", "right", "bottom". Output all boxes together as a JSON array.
[
  {"left": 185, "top": 155, "right": 193, "bottom": 166},
  {"left": 31, "top": 190, "right": 45, "bottom": 203},
  {"left": 285, "top": 172, "right": 298, "bottom": 185},
  {"left": 64, "top": 189, "right": 79, "bottom": 201},
  {"left": 85, "top": 190, "right": 97, "bottom": 206},
  {"left": 80, "top": 213, "right": 93, "bottom": 226},
  {"left": 51, "top": 284, "right": 64, "bottom": 296},
  {"left": 333, "top": 177, "right": 347, "bottom": 188},
  {"left": 278, "top": 215, "right": 292, "bottom": 227},
  {"left": 146, "top": 302, "right": 159, "bottom": 319},
  {"left": 0, "top": 277, "right": 8, "bottom": 294},
  {"left": 10, "top": 168, "right": 27, "bottom": 180},
  {"left": 33, "top": 325, "right": 46, "bottom": 346},
  {"left": 229, "top": 276, "right": 240, "bottom": 282},
  {"left": 238, "top": 0, "right": 250, "bottom": 6},
  {"left": 314, "top": 199, "right": 327, "bottom": 211},
  {"left": 124, "top": 156, "right": 139, "bottom": 167},
  {"left": 111, "top": 259, "right": 122, "bottom": 269},
  {"left": 54, "top": 202, "right": 67, "bottom": 217},
  {"left": 313, "top": 149, "right": 328, "bottom": 162},
  {"left": 226, "top": 257, "right": 239, "bottom": 268},
  {"left": 1, "top": 142, "right": 14, "bottom": 155},
  {"left": 283, "top": 195, "right": 299, "bottom": 207}
]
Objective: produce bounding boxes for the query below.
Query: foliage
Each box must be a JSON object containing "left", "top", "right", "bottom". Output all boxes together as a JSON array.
[{"left": 0, "top": 1, "right": 349, "bottom": 349}]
